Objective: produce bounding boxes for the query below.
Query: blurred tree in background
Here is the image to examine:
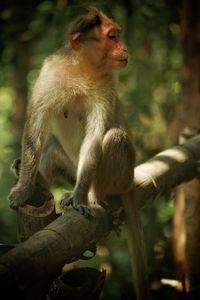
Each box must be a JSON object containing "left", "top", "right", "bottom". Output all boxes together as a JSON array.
[{"left": 0, "top": 0, "right": 186, "bottom": 298}]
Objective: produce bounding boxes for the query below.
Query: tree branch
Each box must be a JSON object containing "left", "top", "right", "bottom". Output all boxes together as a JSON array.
[
  {"left": 0, "top": 135, "right": 200, "bottom": 288},
  {"left": 0, "top": 206, "right": 112, "bottom": 289},
  {"left": 135, "top": 134, "right": 199, "bottom": 209}
]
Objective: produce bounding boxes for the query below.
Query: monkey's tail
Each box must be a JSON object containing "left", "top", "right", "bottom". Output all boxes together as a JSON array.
[{"left": 122, "top": 190, "right": 149, "bottom": 300}]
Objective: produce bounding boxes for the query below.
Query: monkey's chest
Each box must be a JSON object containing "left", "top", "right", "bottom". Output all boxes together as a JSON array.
[{"left": 51, "top": 105, "right": 86, "bottom": 165}]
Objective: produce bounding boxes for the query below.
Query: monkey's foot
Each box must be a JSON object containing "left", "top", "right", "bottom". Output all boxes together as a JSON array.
[
  {"left": 9, "top": 185, "right": 28, "bottom": 209},
  {"left": 9, "top": 183, "right": 53, "bottom": 209},
  {"left": 74, "top": 204, "right": 91, "bottom": 218},
  {"left": 60, "top": 194, "right": 91, "bottom": 218},
  {"left": 9, "top": 195, "right": 27, "bottom": 210}
]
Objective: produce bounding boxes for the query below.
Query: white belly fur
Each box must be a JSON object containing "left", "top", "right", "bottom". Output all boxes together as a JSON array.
[{"left": 51, "top": 104, "right": 86, "bottom": 166}]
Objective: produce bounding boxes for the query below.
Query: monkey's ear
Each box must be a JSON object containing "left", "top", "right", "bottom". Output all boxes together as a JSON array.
[{"left": 69, "top": 33, "right": 81, "bottom": 51}]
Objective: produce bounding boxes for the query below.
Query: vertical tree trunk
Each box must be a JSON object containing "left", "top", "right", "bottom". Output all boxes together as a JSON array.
[{"left": 172, "top": 0, "right": 200, "bottom": 291}]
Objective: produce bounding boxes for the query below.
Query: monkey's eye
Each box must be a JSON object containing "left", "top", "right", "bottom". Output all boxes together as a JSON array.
[{"left": 108, "top": 31, "right": 119, "bottom": 40}]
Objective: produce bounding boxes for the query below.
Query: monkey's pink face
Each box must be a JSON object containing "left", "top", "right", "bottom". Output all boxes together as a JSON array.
[
  {"left": 100, "top": 25, "right": 129, "bottom": 70},
  {"left": 70, "top": 22, "right": 128, "bottom": 73},
  {"left": 84, "top": 24, "right": 129, "bottom": 72}
]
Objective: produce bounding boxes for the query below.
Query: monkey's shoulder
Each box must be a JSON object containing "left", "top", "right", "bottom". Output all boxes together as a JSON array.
[
  {"left": 39, "top": 55, "right": 70, "bottom": 84},
  {"left": 37, "top": 55, "right": 94, "bottom": 95}
]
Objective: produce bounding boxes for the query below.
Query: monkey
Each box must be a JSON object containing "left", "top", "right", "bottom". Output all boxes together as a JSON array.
[{"left": 8, "top": 7, "right": 148, "bottom": 300}]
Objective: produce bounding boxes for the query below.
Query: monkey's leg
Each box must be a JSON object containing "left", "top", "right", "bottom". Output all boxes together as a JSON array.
[
  {"left": 28, "top": 172, "right": 54, "bottom": 206},
  {"left": 92, "top": 128, "right": 148, "bottom": 300},
  {"left": 40, "top": 136, "right": 78, "bottom": 209},
  {"left": 39, "top": 135, "right": 92, "bottom": 216},
  {"left": 91, "top": 127, "right": 135, "bottom": 202},
  {"left": 39, "top": 134, "right": 76, "bottom": 186}
]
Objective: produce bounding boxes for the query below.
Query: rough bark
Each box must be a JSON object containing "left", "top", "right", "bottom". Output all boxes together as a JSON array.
[
  {"left": 17, "top": 199, "right": 57, "bottom": 242},
  {"left": 0, "top": 135, "right": 200, "bottom": 289},
  {"left": 0, "top": 206, "right": 112, "bottom": 290}
]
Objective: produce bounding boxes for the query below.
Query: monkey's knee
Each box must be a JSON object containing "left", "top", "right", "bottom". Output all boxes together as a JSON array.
[
  {"left": 99, "top": 128, "right": 134, "bottom": 194},
  {"left": 103, "top": 128, "right": 134, "bottom": 159}
]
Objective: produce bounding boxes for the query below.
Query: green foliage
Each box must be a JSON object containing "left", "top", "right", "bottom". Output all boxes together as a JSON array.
[{"left": 0, "top": 86, "right": 18, "bottom": 242}]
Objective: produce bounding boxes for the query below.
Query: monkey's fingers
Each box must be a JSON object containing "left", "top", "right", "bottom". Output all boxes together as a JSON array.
[
  {"left": 9, "top": 200, "right": 19, "bottom": 210},
  {"left": 9, "top": 193, "right": 26, "bottom": 210},
  {"left": 8, "top": 184, "right": 34, "bottom": 210}
]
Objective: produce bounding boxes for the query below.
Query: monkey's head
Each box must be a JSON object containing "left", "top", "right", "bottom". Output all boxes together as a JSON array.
[{"left": 67, "top": 7, "right": 128, "bottom": 73}]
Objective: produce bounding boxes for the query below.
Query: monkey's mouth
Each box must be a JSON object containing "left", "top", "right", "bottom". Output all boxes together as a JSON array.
[{"left": 119, "top": 58, "right": 128, "bottom": 63}]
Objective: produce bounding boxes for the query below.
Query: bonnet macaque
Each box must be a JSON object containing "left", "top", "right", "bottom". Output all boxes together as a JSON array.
[{"left": 9, "top": 7, "right": 148, "bottom": 300}]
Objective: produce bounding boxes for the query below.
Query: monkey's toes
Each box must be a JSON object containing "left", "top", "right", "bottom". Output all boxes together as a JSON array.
[
  {"left": 9, "top": 198, "right": 21, "bottom": 210},
  {"left": 75, "top": 204, "right": 92, "bottom": 218},
  {"left": 60, "top": 194, "right": 92, "bottom": 218},
  {"left": 9, "top": 191, "right": 27, "bottom": 210}
]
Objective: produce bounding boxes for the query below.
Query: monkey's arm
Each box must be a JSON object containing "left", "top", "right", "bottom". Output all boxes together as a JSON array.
[{"left": 9, "top": 79, "right": 56, "bottom": 208}]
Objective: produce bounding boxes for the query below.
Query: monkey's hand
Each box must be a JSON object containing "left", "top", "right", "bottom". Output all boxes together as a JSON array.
[
  {"left": 9, "top": 184, "right": 33, "bottom": 209},
  {"left": 9, "top": 180, "right": 53, "bottom": 209},
  {"left": 11, "top": 158, "right": 21, "bottom": 178},
  {"left": 60, "top": 192, "right": 91, "bottom": 218}
]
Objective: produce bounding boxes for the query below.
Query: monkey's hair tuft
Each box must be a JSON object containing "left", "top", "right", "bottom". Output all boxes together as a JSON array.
[{"left": 67, "top": 6, "right": 103, "bottom": 36}]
